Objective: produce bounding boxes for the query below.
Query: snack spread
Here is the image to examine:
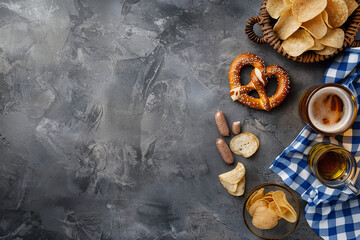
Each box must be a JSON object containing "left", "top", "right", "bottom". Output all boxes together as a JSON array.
[
  {"left": 218, "top": 162, "right": 246, "bottom": 196},
  {"left": 246, "top": 188, "right": 297, "bottom": 230},
  {"left": 215, "top": 0, "right": 360, "bottom": 237},
  {"left": 267, "top": 0, "right": 359, "bottom": 57},
  {"left": 230, "top": 132, "right": 259, "bottom": 158},
  {"left": 229, "top": 53, "right": 290, "bottom": 111}
]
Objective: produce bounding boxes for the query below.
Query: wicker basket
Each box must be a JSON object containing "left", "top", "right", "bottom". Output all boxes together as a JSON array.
[{"left": 246, "top": 0, "right": 360, "bottom": 63}]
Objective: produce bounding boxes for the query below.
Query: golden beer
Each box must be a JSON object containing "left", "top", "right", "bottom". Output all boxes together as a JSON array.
[
  {"left": 299, "top": 83, "right": 357, "bottom": 135},
  {"left": 308, "top": 143, "right": 360, "bottom": 194}
]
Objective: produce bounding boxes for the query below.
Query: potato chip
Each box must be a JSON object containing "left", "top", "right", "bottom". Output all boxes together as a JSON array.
[
  {"left": 292, "top": 0, "right": 327, "bottom": 22},
  {"left": 268, "top": 201, "right": 277, "bottom": 212},
  {"left": 309, "top": 40, "right": 325, "bottom": 50},
  {"left": 315, "top": 46, "right": 338, "bottom": 55},
  {"left": 272, "top": 191, "right": 289, "bottom": 214},
  {"left": 278, "top": 5, "right": 292, "bottom": 17},
  {"left": 263, "top": 196, "right": 274, "bottom": 202},
  {"left": 272, "top": 191, "right": 297, "bottom": 223},
  {"left": 274, "top": 10, "right": 302, "bottom": 40},
  {"left": 284, "top": 0, "right": 292, "bottom": 5},
  {"left": 250, "top": 188, "right": 265, "bottom": 205},
  {"left": 265, "top": 191, "right": 274, "bottom": 196},
  {"left": 317, "top": 28, "right": 344, "bottom": 48},
  {"left": 326, "top": 0, "right": 349, "bottom": 28},
  {"left": 252, "top": 206, "right": 279, "bottom": 229},
  {"left": 228, "top": 177, "right": 246, "bottom": 196},
  {"left": 275, "top": 191, "right": 296, "bottom": 214},
  {"left": 219, "top": 179, "right": 238, "bottom": 193},
  {"left": 281, "top": 29, "right": 314, "bottom": 57},
  {"left": 266, "top": 0, "right": 287, "bottom": 19},
  {"left": 246, "top": 188, "right": 265, "bottom": 212},
  {"left": 262, "top": 191, "right": 274, "bottom": 201},
  {"left": 322, "top": 11, "right": 332, "bottom": 28},
  {"left": 344, "top": 0, "right": 359, "bottom": 16},
  {"left": 218, "top": 162, "right": 245, "bottom": 185},
  {"left": 301, "top": 14, "right": 327, "bottom": 39},
  {"left": 315, "top": 47, "right": 338, "bottom": 56},
  {"left": 268, "top": 201, "right": 281, "bottom": 219},
  {"left": 280, "top": 206, "right": 297, "bottom": 223},
  {"left": 249, "top": 199, "right": 268, "bottom": 216}
]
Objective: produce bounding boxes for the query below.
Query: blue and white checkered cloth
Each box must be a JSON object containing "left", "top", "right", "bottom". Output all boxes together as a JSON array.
[{"left": 270, "top": 48, "right": 360, "bottom": 240}]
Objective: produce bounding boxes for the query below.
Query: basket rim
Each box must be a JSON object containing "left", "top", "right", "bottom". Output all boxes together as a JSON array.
[{"left": 257, "top": 0, "right": 360, "bottom": 63}]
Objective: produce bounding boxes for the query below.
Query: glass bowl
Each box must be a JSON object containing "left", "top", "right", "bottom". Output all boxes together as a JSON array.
[{"left": 243, "top": 183, "right": 300, "bottom": 239}]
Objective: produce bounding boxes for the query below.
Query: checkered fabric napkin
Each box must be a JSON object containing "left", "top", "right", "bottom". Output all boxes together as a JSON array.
[{"left": 270, "top": 48, "right": 360, "bottom": 240}]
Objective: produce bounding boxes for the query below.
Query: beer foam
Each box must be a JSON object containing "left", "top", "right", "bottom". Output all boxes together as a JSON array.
[{"left": 308, "top": 86, "right": 354, "bottom": 134}]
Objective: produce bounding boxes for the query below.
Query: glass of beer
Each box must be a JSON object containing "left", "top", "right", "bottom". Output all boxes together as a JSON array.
[
  {"left": 308, "top": 143, "right": 360, "bottom": 195},
  {"left": 299, "top": 83, "right": 357, "bottom": 135}
]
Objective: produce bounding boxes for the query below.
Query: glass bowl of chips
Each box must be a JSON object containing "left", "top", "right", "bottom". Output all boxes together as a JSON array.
[{"left": 243, "top": 183, "right": 300, "bottom": 239}]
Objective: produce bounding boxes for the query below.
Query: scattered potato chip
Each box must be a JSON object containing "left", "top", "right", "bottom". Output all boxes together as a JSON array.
[
  {"left": 281, "top": 29, "right": 314, "bottom": 57},
  {"left": 218, "top": 162, "right": 246, "bottom": 196},
  {"left": 252, "top": 206, "right": 279, "bottom": 229},
  {"left": 317, "top": 28, "right": 345, "bottom": 48},
  {"left": 228, "top": 177, "right": 246, "bottom": 196},
  {"left": 230, "top": 132, "right": 259, "bottom": 158},
  {"left": 218, "top": 162, "right": 245, "bottom": 184},
  {"left": 274, "top": 10, "right": 302, "bottom": 40},
  {"left": 326, "top": 0, "right": 349, "bottom": 28},
  {"left": 315, "top": 46, "right": 338, "bottom": 55},
  {"left": 266, "top": 0, "right": 287, "bottom": 19},
  {"left": 292, "top": 0, "right": 327, "bottom": 22},
  {"left": 344, "top": 0, "right": 359, "bottom": 16},
  {"left": 219, "top": 178, "right": 238, "bottom": 192},
  {"left": 301, "top": 14, "right": 327, "bottom": 39},
  {"left": 309, "top": 40, "right": 325, "bottom": 50}
]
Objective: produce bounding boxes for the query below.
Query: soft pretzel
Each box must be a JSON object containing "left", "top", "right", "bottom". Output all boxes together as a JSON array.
[{"left": 229, "top": 53, "right": 290, "bottom": 111}]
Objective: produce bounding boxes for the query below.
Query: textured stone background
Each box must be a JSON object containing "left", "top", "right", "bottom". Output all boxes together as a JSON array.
[{"left": 0, "top": 0, "right": 328, "bottom": 239}]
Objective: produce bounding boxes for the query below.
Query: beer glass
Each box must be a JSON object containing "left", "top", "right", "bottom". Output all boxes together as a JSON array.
[
  {"left": 299, "top": 83, "right": 357, "bottom": 135},
  {"left": 308, "top": 143, "right": 360, "bottom": 195}
]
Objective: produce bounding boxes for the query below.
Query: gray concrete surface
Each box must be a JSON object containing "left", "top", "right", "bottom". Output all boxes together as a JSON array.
[{"left": 0, "top": 0, "right": 328, "bottom": 239}]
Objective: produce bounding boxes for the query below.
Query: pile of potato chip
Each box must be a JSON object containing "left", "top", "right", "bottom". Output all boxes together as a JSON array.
[
  {"left": 218, "top": 162, "right": 246, "bottom": 196},
  {"left": 266, "top": 0, "right": 359, "bottom": 57},
  {"left": 246, "top": 188, "right": 297, "bottom": 229}
]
